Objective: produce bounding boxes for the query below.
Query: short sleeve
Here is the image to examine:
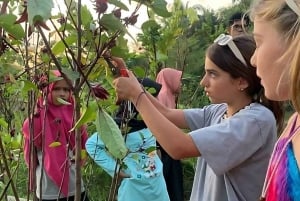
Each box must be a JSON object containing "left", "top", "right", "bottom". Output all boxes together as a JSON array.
[
  {"left": 189, "top": 105, "right": 276, "bottom": 175},
  {"left": 184, "top": 104, "right": 227, "bottom": 130}
]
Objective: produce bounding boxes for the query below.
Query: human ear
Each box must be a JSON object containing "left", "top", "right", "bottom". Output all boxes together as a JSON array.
[{"left": 237, "top": 78, "right": 249, "bottom": 91}]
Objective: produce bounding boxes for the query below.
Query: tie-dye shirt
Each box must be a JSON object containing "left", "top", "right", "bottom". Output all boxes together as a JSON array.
[{"left": 264, "top": 113, "right": 300, "bottom": 201}]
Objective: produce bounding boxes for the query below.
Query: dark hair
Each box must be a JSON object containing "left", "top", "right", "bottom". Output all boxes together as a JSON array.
[
  {"left": 228, "top": 12, "right": 250, "bottom": 26},
  {"left": 207, "top": 34, "right": 284, "bottom": 132}
]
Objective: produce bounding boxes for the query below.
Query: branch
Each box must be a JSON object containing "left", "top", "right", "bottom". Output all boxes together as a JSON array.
[{"left": 36, "top": 25, "right": 74, "bottom": 90}]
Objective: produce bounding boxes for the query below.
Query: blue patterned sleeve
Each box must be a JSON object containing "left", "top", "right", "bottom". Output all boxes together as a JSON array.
[{"left": 86, "top": 133, "right": 118, "bottom": 177}]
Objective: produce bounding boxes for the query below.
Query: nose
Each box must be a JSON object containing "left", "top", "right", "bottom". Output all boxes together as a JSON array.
[
  {"left": 56, "top": 88, "right": 69, "bottom": 97},
  {"left": 250, "top": 51, "right": 257, "bottom": 68},
  {"left": 200, "top": 75, "right": 206, "bottom": 87}
]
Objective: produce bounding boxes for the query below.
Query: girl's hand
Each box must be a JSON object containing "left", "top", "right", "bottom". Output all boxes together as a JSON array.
[
  {"left": 113, "top": 70, "right": 144, "bottom": 103},
  {"left": 110, "top": 56, "right": 127, "bottom": 69},
  {"left": 119, "top": 171, "right": 130, "bottom": 178}
]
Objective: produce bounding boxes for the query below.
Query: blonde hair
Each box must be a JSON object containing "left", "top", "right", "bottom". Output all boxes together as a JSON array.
[{"left": 250, "top": 0, "right": 300, "bottom": 112}]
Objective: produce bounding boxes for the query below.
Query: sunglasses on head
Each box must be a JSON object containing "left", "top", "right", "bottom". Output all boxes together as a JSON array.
[{"left": 214, "top": 34, "right": 247, "bottom": 67}]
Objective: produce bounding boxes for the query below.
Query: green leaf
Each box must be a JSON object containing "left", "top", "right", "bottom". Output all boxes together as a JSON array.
[
  {"left": 186, "top": 8, "right": 199, "bottom": 24},
  {"left": 0, "top": 118, "right": 8, "bottom": 129},
  {"left": 2, "top": 62, "right": 23, "bottom": 71},
  {"left": 21, "top": 80, "right": 39, "bottom": 93},
  {"left": 141, "top": 20, "right": 160, "bottom": 32},
  {"left": 1, "top": 133, "right": 10, "bottom": 144},
  {"left": 27, "top": 0, "right": 54, "bottom": 26},
  {"left": 132, "top": 66, "right": 146, "bottom": 77},
  {"left": 0, "top": 14, "right": 25, "bottom": 39},
  {"left": 51, "top": 35, "right": 77, "bottom": 55},
  {"left": 56, "top": 98, "right": 71, "bottom": 105},
  {"left": 70, "top": 102, "right": 98, "bottom": 131},
  {"left": 10, "top": 140, "right": 21, "bottom": 149},
  {"left": 49, "top": 141, "right": 62, "bottom": 147},
  {"left": 61, "top": 68, "right": 80, "bottom": 82},
  {"left": 145, "top": 146, "right": 156, "bottom": 154},
  {"left": 100, "top": 14, "right": 126, "bottom": 32},
  {"left": 151, "top": 0, "right": 172, "bottom": 17},
  {"left": 147, "top": 87, "right": 157, "bottom": 95},
  {"left": 57, "top": 23, "right": 76, "bottom": 32},
  {"left": 95, "top": 108, "right": 128, "bottom": 159},
  {"left": 81, "top": 5, "right": 93, "bottom": 28},
  {"left": 108, "top": 0, "right": 129, "bottom": 11}
]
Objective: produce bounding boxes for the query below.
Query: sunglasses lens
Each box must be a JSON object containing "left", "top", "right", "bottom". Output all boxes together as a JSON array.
[{"left": 232, "top": 24, "right": 248, "bottom": 31}]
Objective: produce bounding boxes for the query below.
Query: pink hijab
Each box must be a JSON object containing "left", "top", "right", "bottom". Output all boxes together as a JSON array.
[
  {"left": 156, "top": 68, "right": 182, "bottom": 109},
  {"left": 22, "top": 70, "right": 88, "bottom": 197}
]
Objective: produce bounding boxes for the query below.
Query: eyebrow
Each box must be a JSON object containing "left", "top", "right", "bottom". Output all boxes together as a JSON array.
[{"left": 205, "top": 68, "right": 218, "bottom": 73}]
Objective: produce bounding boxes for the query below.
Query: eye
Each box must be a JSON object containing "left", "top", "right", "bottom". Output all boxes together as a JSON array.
[
  {"left": 208, "top": 71, "right": 217, "bottom": 78},
  {"left": 253, "top": 37, "right": 261, "bottom": 48},
  {"left": 53, "top": 87, "right": 71, "bottom": 92}
]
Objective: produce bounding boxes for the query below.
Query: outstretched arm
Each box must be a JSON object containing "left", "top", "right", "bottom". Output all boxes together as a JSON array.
[
  {"left": 110, "top": 56, "right": 188, "bottom": 128},
  {"left": 86, "top": 133, "right": 129, "bottom": 178},
  {"left": 113, "top": 71, "right": 200, "bottom": 159}
]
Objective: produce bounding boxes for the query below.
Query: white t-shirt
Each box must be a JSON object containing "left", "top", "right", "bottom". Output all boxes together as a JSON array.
[
  {"left": 184, "top": 103, "right": 277, "bottom": 201},
  {"left": 36, "top": 150, "right": 85, "bottom": 199}
]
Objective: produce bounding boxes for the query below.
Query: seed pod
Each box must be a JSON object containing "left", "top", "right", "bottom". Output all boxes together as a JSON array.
[
  {"left": 113, "top": 8, "right": 121, "bottom": 19},
  {"left": 129, "top": 14, "right": 138, "bottom": 25},
  {"left": 91, "top": 83, "right": 109, "bottom": 100},
  {"left": 94, "top": 0, "right": 108, "bottom": 14}
]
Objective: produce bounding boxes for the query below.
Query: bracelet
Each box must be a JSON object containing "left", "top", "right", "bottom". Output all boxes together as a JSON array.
[{"left": 135, "top": 88, "right": 146, "bottom": 107}]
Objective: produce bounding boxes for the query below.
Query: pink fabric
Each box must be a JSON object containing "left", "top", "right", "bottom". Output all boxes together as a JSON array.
[
  {"left": 22, "top": 70, "right": 88, "bottom": 197},
  {"left": 156, "top": 68, "right": 182, "bottom": 109},
  {"left": 264, "top": 113, "right": 298, "bottom": 201}
]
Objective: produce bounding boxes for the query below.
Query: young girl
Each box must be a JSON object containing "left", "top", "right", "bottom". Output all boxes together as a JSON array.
[
  {"left": 86, "top": 78, "right": 170, "bottom": 201},
  {"left": 113, "top": 34, "right": 284, "bottom": 201},
  {"left": 250, "top": 0, "right": 300, "bottom": 200},
  {"left": 22, "top": 70, "right": 89, "bottom": 201}
]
